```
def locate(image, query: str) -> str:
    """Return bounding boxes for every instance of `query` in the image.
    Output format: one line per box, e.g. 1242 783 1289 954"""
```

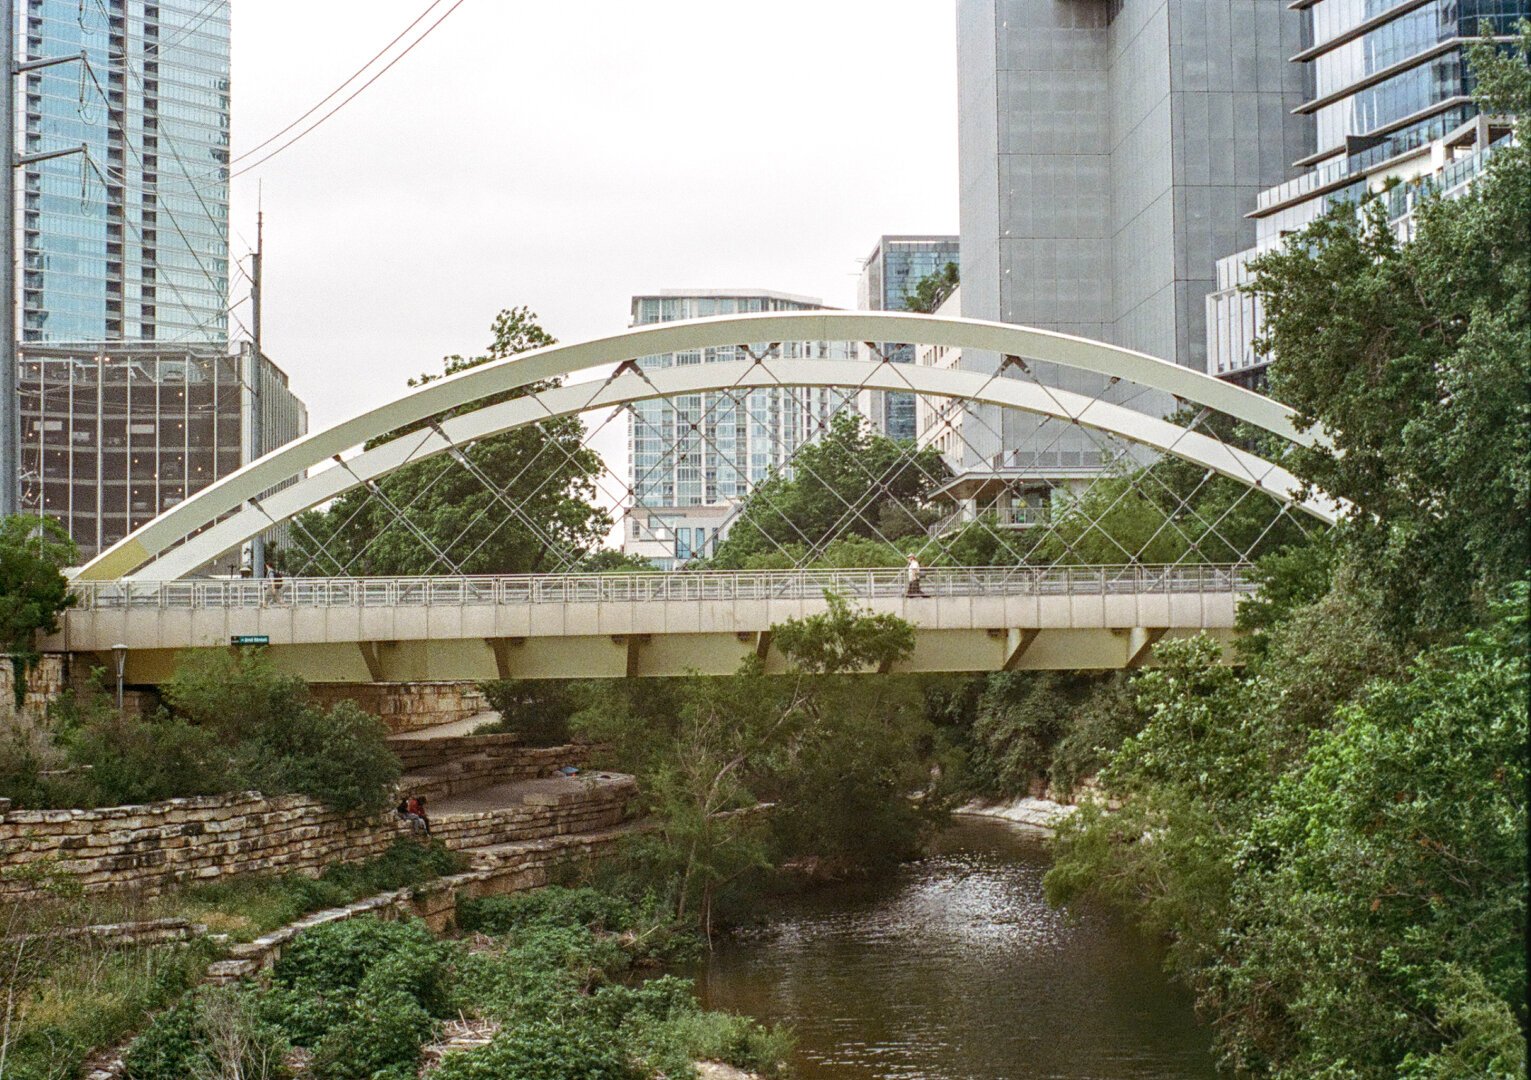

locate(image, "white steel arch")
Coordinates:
76 313 1333 582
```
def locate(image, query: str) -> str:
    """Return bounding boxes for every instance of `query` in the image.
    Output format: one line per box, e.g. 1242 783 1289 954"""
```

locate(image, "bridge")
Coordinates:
48 311 1339 682
51 565 1251 681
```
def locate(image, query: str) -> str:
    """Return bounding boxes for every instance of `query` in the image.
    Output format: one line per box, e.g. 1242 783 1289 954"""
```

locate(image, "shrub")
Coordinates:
457 886 633 935
123 985 289 1080
477 679 578 746
63 706 234 806
239 699 400 814
306 986 435 1080
431 1018 642 1080
652 1008 794 1078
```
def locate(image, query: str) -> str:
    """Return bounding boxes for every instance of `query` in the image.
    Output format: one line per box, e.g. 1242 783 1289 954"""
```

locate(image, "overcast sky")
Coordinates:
228 1 960 438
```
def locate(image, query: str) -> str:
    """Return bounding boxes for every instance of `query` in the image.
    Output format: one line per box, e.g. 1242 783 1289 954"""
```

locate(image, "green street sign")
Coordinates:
230 635 270 646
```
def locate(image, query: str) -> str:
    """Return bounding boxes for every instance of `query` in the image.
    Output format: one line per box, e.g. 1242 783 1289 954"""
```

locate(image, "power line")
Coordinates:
231 0 470 180
229 0 450 167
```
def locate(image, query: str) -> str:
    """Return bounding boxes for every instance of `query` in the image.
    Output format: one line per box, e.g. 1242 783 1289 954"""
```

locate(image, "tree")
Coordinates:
709 413 950 568
574 600 928 933
903 261 959 314
0 515 77 707
771 591 915 674
289 308 612 576
1245 32 1531 638
1203 591 1528 1078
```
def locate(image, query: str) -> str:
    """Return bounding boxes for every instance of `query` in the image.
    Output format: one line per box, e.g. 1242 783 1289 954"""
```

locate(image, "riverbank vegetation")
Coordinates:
1040 38 1530 1078
0 650 399 813
119 888 789 1080
0 838 463 1080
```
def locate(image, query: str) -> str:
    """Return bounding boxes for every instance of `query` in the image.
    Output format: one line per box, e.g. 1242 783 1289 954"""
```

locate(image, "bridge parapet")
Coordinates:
50 565 1252 682
68 563 1253 611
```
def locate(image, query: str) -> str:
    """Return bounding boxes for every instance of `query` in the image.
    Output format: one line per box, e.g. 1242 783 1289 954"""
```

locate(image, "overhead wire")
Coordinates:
230 0 470 180
228 0 451 167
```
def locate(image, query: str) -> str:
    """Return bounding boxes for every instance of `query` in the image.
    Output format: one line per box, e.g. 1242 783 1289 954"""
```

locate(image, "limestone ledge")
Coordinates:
0 777 637 901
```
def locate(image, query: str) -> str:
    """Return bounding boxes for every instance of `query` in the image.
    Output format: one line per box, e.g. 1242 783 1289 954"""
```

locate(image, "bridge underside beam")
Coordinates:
90 626 1239 685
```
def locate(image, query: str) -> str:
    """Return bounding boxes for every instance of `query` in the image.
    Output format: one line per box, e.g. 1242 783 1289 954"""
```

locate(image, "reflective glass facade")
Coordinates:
1205 0 1526 381
20 0 230 345
624 292 856 565
858 236 959 442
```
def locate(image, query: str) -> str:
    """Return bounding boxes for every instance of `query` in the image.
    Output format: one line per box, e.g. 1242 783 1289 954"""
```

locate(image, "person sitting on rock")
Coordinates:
396 794 430 835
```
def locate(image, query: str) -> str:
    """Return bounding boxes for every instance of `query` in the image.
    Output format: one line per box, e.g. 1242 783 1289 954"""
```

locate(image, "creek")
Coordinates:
691 816 1218 1079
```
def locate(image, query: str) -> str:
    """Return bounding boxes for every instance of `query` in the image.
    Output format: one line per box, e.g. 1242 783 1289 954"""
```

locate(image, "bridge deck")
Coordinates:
53 565 1253 681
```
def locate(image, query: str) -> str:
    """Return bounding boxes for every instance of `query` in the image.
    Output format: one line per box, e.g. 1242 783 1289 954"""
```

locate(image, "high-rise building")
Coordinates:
1206 0 1526 386
857 235 960 441
18 342 305 559
622 290 856 568
10 2 308 562
21 0 230 344
952 0 1313 481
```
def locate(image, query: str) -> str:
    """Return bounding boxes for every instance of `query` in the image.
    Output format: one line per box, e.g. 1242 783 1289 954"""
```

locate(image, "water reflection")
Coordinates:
694 817 1217 1079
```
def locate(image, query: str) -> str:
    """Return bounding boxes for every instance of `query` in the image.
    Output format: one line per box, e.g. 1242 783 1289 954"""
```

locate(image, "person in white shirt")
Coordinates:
906 555 924 597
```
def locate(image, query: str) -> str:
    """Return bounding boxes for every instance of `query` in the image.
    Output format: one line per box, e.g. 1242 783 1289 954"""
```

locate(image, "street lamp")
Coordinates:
112 643 127 711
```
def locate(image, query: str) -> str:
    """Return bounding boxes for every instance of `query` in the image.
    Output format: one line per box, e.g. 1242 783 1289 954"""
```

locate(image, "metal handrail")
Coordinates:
68 564 1255 611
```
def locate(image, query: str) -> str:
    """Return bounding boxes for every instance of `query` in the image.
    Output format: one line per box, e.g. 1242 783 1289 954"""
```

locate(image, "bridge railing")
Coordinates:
69 564 1255 611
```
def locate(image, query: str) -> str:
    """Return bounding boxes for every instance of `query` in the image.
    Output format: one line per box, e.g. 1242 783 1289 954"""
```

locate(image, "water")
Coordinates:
693 816 1218 1079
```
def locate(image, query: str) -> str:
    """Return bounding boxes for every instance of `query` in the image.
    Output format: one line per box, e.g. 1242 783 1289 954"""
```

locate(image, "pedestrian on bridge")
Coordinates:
906 555 924 597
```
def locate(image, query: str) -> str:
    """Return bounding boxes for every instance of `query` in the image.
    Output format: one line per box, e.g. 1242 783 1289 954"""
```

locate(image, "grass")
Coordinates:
0 838 468 1077
170 836 468 941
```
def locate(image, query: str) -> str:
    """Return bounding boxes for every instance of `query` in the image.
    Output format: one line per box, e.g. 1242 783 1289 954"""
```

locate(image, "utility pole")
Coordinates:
249 206 265 578
1 0 15 519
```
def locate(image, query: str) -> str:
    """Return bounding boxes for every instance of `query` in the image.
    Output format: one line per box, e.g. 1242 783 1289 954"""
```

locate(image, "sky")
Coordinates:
227 0 961 440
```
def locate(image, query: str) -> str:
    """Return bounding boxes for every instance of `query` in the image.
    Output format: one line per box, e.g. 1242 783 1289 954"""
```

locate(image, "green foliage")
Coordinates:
1038 54 1531 1076
1246 30 1531 639
306 985 435 1080
457 885 635 936
963 672 1141 799
0 515 77 708
710 413 950 568
431 1019 641 1080
258 918 458 1076
60 705 234 805
442 896 789 1079
575 600 936 928
241 698 400 813
122 985 289 1080
765 674 939 873
477 679 579 745
1203 596 1528 1077
773 591 916 673
3 935 216 1080
290 307 613 576
172 838 463 942
902 260 959 314
6 650 403 813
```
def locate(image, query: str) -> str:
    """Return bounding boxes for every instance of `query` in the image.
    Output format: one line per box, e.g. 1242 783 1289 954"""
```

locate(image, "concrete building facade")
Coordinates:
957 0 1312 371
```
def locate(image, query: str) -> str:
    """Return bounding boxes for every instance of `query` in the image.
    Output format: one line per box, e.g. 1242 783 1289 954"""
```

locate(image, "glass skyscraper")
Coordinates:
623 291 855 567
1206 0 1527 383
20 0 230 344
11 2 307 561
858 235 959 442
